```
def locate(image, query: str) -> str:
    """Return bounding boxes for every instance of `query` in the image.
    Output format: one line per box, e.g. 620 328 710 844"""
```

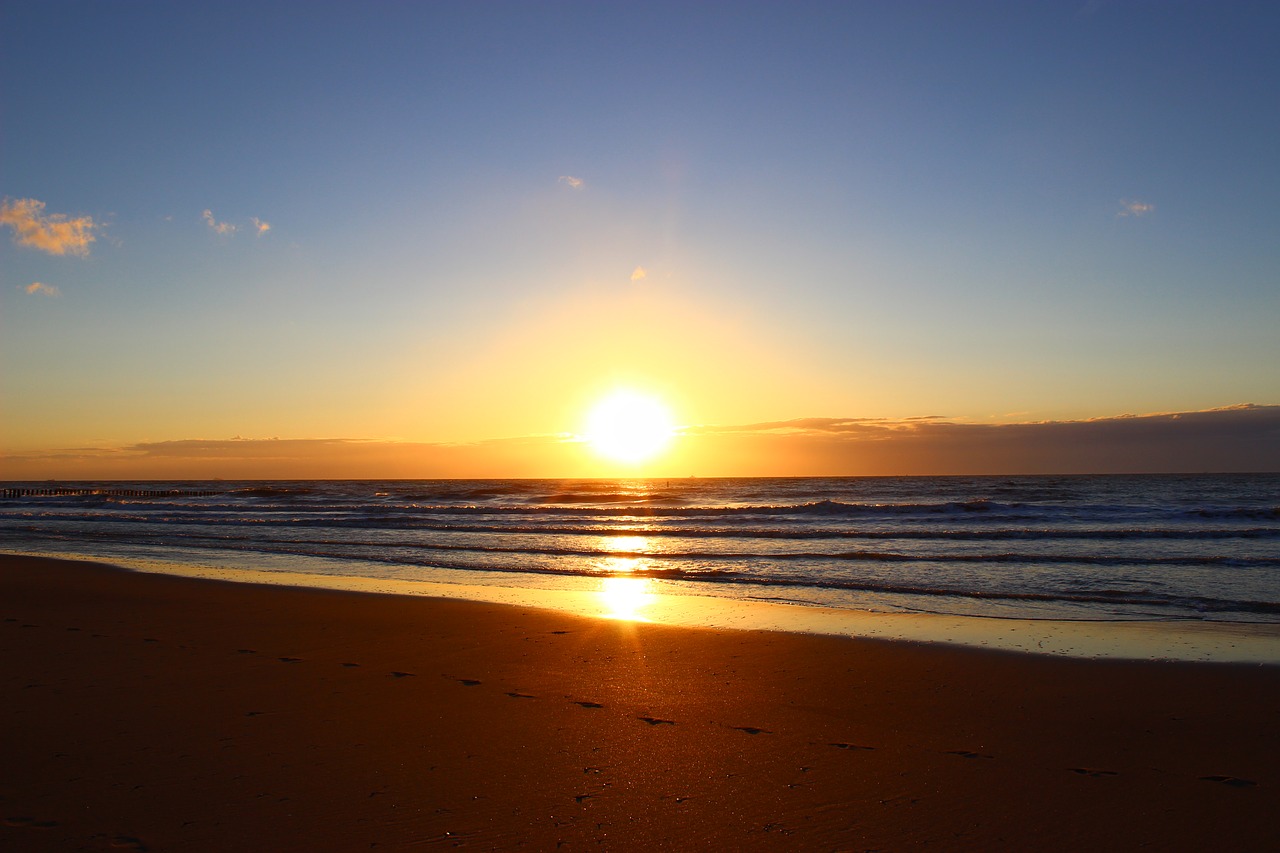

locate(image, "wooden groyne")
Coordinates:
1 487 221 498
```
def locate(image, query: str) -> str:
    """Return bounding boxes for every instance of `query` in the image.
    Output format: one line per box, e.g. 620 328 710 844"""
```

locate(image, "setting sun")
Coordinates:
584 390 676 465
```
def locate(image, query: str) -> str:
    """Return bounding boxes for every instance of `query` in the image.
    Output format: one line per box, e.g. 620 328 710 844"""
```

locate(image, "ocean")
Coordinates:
2 474 1277 626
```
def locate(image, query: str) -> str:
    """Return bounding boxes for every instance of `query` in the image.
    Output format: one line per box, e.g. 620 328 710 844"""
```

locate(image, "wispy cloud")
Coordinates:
203 210 271 237
684 405 1280 475
630 265 647 282
559 175 584 189
0 198 98 256
1118 199 1155 217
0 435 581 479
3 405 1276 479
202 209 237 235
22 281 61 297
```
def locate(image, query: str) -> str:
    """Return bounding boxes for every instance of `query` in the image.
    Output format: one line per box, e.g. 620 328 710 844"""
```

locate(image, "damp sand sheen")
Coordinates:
3 553 1280 851
3 475 1278 849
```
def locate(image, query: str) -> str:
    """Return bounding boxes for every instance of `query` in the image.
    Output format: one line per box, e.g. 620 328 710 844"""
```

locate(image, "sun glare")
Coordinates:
584 390 675 465
599 577 654 621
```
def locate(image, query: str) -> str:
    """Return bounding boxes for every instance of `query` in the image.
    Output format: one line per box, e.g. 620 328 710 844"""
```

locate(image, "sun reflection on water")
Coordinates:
603 535 649 555
594 535 656 619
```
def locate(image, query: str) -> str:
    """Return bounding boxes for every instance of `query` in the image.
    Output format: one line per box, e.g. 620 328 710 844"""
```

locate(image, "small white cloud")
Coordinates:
202 209 237 235
630 266 648 282
559 175 584 189
1119 199 1155 217
0 198 98 256
251 217 271 235
22 282 61 297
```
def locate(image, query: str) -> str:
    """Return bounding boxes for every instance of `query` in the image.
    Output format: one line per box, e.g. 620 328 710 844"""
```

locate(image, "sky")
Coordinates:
2 1 1278 478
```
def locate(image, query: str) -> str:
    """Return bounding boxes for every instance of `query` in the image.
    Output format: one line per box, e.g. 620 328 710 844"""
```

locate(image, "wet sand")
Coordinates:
3 554 1278 851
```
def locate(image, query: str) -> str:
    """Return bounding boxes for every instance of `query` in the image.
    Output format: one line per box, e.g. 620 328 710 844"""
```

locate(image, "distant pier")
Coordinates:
1 487 221 498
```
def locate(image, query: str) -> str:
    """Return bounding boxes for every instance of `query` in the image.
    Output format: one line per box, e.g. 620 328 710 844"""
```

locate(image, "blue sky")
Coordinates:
2 1 1277 474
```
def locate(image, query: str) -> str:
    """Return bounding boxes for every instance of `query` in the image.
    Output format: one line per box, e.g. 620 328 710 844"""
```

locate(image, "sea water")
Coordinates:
3 475 1277 629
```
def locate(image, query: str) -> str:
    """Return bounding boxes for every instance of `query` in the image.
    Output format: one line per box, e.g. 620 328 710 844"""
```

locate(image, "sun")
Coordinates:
584 390 675 465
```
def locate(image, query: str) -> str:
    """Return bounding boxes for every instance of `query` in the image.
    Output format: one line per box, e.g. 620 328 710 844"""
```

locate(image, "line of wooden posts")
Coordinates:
1 487 222 498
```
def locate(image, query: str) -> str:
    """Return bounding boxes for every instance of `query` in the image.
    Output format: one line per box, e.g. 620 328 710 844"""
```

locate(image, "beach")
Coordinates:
3 554 1279 851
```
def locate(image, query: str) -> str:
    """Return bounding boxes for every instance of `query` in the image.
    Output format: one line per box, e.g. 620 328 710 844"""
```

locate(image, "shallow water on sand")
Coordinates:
3 475 1278 659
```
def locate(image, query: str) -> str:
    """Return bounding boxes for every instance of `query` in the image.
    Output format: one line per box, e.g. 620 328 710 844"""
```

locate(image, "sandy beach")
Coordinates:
3 554 1278 851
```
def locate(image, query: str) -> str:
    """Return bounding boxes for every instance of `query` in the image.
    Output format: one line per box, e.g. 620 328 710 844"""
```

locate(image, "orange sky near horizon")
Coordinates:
3 405 1277 480
3 5 1278 478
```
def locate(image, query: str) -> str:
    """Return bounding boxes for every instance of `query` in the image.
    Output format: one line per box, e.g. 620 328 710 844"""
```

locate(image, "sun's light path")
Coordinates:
599 577 655 621
593 535 657 620
584 390 676 464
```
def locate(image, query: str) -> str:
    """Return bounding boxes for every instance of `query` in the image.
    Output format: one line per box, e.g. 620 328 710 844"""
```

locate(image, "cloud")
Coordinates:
22 282 61 297
0 435 586 479
0 198 98 256
680 405 1280 475
559 175 584 189
688 417 890 436
630 266 647 282
4 405 1275 480
1119 199 1155 217
203 210 272 236
202 209 237 235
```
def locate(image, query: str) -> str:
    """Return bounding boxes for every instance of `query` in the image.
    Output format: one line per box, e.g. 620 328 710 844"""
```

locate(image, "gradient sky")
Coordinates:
2 1 1277 477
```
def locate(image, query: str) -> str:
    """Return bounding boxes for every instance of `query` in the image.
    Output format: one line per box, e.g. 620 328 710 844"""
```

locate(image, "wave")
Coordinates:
9 487 1277 531
229 486 316 497
0 498 1088 520
1188 507 1280 521
5 508 1276 545
12 525 1280 569
15 529 1274 619
4 475 1277 624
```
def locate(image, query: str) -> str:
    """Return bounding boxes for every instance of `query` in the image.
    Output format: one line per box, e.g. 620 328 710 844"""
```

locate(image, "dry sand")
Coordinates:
3 554 1278 851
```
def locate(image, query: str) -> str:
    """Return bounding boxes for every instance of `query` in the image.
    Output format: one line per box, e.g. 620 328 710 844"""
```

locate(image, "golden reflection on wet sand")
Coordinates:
598 576 655 621
594 535 658 619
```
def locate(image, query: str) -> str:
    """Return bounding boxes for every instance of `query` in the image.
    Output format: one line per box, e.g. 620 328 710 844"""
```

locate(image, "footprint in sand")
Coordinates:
506 691 536 699
946 750 994 760
278 657 303 664
236 649 257 655
733 726 772 735
1200 775 1257 788
1071 768 1118 778
638 716 675 726
389 671 416 678
454 677 481 686
341 662 360 668
575 701 604 709
3 817 58 828
830 742 875 751
107 836 148 851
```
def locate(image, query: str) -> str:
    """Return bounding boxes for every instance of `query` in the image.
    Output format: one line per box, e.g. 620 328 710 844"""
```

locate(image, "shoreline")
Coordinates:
4 553 1280 850
8 548 1280 664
